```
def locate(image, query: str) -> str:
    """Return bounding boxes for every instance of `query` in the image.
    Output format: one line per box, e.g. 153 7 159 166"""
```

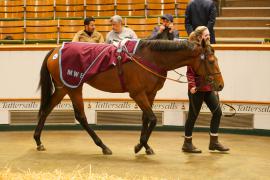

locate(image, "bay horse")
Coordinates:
34 39 224 155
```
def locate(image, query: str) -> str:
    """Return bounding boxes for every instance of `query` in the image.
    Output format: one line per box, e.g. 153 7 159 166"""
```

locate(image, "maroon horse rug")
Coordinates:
59 40 140 88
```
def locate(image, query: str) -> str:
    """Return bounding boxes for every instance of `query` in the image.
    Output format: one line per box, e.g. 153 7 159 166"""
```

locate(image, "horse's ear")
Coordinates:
201 39 206 49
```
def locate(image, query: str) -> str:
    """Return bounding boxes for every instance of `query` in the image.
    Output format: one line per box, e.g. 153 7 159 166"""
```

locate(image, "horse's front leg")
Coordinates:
68 87 112 155
131 92 157 155
135 112 155 155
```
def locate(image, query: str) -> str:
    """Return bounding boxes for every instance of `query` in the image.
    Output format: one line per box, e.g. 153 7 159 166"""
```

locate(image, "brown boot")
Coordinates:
182 137 202 153
209 135 230 151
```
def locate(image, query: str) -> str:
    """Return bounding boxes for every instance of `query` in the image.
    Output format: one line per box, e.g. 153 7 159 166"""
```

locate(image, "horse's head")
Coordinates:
192 40 224 91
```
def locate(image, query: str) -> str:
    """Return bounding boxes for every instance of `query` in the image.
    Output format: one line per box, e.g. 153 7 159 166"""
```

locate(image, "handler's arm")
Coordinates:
186 66 196 90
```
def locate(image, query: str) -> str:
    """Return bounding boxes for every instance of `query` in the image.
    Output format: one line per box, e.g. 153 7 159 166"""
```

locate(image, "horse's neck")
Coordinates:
167 54 195 70
139 50 196 71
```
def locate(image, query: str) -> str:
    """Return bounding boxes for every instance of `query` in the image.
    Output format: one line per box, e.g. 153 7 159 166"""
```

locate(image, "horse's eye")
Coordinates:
208 60 214 64
208 56 215 64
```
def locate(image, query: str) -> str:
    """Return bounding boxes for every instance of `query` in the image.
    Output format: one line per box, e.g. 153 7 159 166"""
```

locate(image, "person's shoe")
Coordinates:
209 135 230 151
182 137 202 153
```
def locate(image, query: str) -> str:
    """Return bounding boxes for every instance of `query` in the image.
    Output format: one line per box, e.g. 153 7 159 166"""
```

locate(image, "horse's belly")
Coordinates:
86 68 124 93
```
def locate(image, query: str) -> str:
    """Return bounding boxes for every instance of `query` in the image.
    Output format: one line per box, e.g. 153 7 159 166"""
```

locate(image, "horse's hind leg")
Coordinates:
34 88 66 151
68 87 112 155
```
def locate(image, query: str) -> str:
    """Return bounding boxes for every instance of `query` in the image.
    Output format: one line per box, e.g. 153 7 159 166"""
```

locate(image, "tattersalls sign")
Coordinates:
89 101 179 110
236 104 270 113
0 100 270 114
1 101 39 109
0 101 73 110
0 101 180 110
0 100 270 129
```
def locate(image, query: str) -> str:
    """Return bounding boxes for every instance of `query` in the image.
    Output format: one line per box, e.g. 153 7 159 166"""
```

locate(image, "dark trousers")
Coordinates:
185 91 222 137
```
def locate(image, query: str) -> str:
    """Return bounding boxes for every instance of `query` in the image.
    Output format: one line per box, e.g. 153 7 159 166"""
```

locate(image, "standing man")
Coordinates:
185 0 217 44
149 14 179 40
106 15 137 44
72 17 104 43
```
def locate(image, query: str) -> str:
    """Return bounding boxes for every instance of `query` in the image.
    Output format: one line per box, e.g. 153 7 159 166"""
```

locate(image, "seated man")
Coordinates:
72 17 104 43
148 14 179 40
106 15 137 44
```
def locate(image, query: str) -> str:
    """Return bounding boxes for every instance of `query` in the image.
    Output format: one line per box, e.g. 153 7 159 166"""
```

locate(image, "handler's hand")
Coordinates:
190 87 197 94
159 25 165 33
168 23 174 33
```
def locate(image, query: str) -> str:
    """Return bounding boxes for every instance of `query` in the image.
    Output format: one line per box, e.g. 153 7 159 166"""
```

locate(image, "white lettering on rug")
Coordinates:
67 69 83 78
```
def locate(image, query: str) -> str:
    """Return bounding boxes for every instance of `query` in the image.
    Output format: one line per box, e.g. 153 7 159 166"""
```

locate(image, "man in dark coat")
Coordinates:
185 0 217 43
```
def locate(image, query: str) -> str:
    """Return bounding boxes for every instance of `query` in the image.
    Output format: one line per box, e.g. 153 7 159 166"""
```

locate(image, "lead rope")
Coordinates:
190 91 236 119
122 46 187 84
131 56 187 83
215 92 236 117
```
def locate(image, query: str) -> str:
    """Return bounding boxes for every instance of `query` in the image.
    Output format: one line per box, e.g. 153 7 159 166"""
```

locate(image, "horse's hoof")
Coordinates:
102 148 112 155
145 148 155 155
37 144 46 151
134 143 143 154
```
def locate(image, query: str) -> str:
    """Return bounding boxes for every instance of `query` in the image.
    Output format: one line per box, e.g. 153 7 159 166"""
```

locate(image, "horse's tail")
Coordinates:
38 48 54 117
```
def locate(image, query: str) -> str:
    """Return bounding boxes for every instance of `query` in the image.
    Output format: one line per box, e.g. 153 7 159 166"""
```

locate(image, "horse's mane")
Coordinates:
137 39 195 52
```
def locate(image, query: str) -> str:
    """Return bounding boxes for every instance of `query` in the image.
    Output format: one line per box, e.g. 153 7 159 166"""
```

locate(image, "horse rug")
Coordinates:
59 40 140 88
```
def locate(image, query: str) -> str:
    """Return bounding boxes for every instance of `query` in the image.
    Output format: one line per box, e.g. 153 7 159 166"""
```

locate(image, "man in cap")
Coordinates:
72 17 104 43
149 14 179 40
106 15 137 44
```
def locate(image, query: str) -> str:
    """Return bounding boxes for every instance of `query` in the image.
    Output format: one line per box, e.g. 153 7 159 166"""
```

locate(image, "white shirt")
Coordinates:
106 27 137 44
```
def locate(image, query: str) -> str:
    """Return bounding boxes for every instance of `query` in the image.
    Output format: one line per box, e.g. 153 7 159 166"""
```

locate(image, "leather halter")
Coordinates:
193 50 222 91
190 50 236 117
